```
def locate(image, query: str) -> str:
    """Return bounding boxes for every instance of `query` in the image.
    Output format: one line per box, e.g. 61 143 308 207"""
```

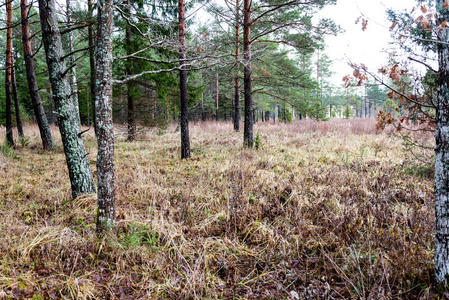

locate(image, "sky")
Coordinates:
319 0 421 86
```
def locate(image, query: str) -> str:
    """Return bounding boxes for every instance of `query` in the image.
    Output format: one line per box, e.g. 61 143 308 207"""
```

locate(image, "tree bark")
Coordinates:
125 0 136 142
11 55 24 138
216 73 219 122
243 0 253 147
88 0 97 136
178 0 190 159
435 0 449 284
5 0 14 146
234 0 241 132
66 0 81 127
38 0 96 198
95 0 115 233
21 0 53 150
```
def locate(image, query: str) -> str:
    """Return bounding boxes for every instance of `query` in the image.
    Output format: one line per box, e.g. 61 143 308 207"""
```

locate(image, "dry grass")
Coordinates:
0 119 437 299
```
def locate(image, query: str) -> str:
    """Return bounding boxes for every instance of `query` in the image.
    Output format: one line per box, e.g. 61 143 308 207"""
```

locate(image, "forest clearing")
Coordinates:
0 120 436 299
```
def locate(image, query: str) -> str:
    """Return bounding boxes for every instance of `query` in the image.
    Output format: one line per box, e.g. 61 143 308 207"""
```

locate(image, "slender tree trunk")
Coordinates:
165 94 169 120
243 0 253 147
38 0 96 198
234 0 241 132
66 0 81 126
11 56 24 138
21 0 53 149
216 73 219 122
5 0 14 146
201 92 205 121
435 0 449 284
88 0 97 136
125 0 136 142
153 89 157 119
95 0 115 233
178 0 190 159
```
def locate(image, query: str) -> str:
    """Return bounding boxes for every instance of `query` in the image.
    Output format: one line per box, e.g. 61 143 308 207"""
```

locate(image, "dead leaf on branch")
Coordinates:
390 22 398 31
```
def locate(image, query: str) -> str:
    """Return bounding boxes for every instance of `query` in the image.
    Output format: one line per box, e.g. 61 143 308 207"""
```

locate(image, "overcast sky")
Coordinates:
319 0 421 86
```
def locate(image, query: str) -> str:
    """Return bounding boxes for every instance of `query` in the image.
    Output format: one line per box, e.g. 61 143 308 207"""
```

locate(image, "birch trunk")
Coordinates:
95 0 115 233
38 0 96 198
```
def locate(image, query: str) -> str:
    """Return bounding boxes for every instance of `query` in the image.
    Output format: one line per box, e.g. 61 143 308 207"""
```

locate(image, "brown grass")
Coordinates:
0 119 437 299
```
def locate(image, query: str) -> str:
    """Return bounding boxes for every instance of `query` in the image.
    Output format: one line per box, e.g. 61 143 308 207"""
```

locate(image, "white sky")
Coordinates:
319 0 421 86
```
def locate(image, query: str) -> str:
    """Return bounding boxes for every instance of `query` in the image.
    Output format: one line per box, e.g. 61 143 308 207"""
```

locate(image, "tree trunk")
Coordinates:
435 0 449 284
21 0 53 150
178 0 190 159
216 73 219 122
66 0 81 126
201 92 205 121
234 0 241 132
88 0 97 136
38 0 96 198
243 0 253 147
125 0 136 142
5 0 14 146
11 55 24 138
95 0 115 233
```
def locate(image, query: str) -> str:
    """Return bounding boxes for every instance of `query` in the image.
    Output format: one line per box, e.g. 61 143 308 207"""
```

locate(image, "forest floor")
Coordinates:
0 119 439 299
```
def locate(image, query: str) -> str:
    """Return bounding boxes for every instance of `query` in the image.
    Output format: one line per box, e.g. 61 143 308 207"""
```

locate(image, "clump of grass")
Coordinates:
0 120 439 299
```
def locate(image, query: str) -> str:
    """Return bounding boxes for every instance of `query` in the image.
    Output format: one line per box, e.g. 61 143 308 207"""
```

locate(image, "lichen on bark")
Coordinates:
38 0 95 198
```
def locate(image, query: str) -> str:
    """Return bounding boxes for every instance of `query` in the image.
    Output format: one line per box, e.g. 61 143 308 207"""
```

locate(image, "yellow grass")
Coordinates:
0 119 436 299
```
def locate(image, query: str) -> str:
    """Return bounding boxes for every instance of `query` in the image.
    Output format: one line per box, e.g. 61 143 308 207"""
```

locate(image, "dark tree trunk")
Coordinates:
435 0 449 284
243 0 253 147
21 0 53 150
125 0 136 142
178 0 190 159
201 92 205 121
11 56 24 138
234 0 241 132
5 0 14 146
38 0 96 198
88 0 97 136
95 0 115 233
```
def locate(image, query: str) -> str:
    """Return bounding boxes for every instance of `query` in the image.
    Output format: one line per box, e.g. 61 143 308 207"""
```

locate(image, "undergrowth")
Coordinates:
0 120 437 299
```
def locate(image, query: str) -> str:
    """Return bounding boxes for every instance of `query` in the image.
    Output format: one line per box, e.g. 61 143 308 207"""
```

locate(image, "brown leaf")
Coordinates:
421 5 427 13
444 0 449 9
390 21 398 31
362 19 368 31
